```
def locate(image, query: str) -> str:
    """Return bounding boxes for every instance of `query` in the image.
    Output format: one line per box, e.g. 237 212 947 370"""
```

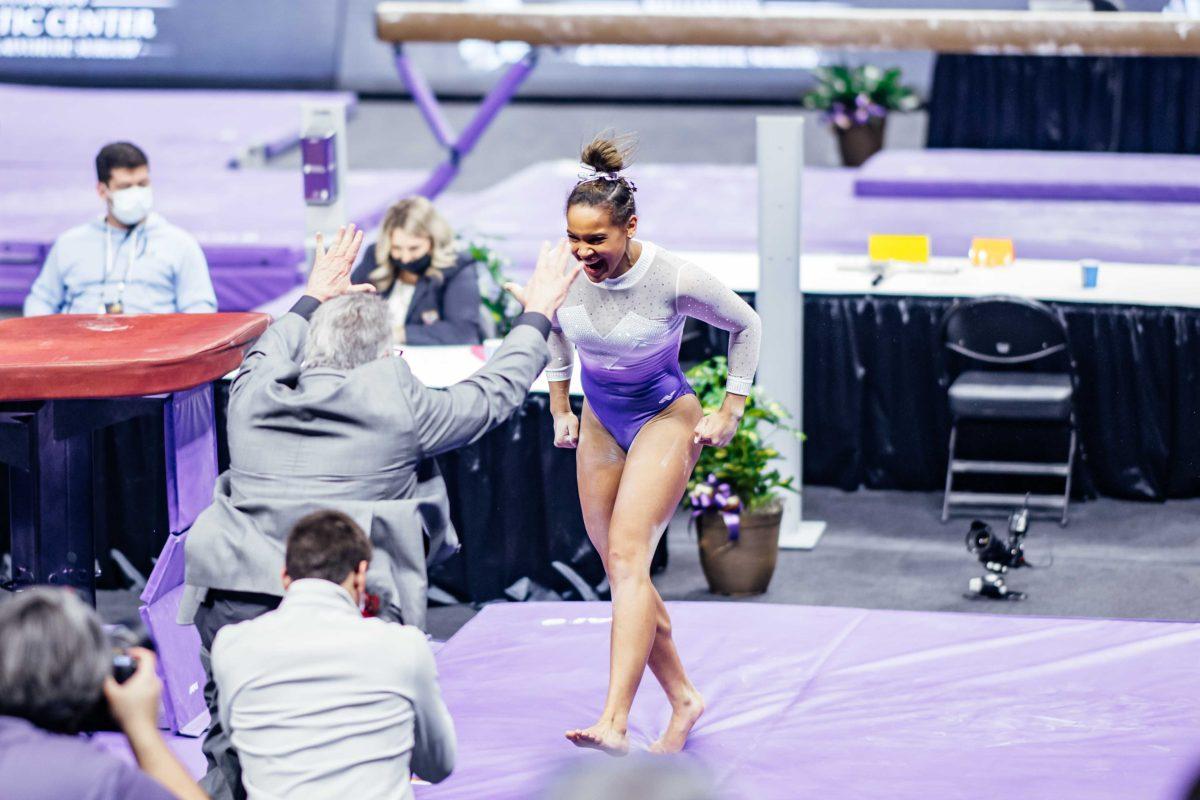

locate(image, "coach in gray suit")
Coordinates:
182 224 579 800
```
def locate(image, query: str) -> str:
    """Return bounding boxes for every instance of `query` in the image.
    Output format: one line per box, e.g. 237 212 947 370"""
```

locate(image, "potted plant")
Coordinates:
684 357 800 596
802 64 919 167
466 239 522 338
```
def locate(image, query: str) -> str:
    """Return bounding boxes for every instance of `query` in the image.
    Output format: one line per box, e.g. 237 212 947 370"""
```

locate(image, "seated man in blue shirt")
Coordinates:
23 141 217 316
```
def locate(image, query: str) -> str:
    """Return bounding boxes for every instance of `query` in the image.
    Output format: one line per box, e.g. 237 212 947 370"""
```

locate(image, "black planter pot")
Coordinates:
836 117 886 167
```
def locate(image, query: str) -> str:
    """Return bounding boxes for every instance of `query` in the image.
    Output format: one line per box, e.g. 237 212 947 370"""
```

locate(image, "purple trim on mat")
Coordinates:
0 266 39 307
855 149 1200 203
856 178 1200 203
0 263 302 313
0 241 48 264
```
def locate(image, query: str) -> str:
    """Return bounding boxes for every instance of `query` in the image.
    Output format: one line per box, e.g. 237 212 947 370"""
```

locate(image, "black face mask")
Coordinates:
390 253 432 275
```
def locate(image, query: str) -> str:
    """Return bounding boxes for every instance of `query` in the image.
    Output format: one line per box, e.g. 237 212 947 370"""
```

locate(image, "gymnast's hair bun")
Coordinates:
580 132 636 175
569 131 639 225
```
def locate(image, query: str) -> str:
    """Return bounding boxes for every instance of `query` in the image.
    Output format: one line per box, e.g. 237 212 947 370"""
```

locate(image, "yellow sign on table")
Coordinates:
868 234 930 264
969 237 1015 267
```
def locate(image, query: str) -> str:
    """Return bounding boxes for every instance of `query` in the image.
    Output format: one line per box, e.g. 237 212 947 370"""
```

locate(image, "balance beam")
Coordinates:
376 4 1200 57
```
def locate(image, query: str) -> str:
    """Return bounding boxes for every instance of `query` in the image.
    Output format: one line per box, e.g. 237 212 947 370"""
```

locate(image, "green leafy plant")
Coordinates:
467 239 522 337
684 357 802 514
802 65 919 130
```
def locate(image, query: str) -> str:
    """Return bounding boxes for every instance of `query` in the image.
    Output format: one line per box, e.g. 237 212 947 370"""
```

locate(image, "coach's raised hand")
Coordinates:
306 224 375 302
504 240 581 320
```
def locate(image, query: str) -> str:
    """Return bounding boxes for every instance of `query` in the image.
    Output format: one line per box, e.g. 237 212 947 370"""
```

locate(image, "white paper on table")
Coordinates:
399 343 583 395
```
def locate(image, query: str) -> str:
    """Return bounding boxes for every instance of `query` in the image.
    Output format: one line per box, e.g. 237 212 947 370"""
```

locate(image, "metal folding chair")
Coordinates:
938 296 1078 526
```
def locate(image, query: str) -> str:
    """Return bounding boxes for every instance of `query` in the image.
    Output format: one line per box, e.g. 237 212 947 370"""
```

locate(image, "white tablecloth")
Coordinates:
680 250 1200 309
399 343 583 394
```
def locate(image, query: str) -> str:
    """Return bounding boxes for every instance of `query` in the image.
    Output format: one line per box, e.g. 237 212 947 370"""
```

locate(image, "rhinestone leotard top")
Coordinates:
546 241 761 395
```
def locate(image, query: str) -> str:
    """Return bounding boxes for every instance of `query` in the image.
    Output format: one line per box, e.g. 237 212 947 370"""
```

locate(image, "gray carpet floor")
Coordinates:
419 485 1200 641
657 486 1200 620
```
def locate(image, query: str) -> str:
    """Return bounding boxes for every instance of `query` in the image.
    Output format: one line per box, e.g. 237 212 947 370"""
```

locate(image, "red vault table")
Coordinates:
0 313 268 600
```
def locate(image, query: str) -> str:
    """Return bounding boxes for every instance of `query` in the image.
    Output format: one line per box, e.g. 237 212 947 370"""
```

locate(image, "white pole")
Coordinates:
755 116 825 550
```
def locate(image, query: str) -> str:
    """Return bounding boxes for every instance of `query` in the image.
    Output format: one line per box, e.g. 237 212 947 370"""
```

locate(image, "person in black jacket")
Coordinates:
351 197 483 345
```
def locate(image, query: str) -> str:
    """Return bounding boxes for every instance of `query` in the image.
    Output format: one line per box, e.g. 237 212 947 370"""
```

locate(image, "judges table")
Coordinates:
686 251 1200 502
0 314 269 602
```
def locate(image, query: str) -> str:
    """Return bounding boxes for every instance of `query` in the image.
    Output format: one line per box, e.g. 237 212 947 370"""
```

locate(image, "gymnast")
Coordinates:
528 134 761 755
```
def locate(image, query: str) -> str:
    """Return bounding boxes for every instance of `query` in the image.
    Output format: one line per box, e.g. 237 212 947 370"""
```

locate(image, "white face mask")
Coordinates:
109 185 153 226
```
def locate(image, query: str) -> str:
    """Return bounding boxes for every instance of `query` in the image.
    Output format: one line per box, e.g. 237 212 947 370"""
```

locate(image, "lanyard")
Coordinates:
103 222 142 310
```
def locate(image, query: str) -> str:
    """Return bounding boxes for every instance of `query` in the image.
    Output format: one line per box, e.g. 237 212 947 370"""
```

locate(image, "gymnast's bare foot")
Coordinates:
565 720 630 756
648 689 704 755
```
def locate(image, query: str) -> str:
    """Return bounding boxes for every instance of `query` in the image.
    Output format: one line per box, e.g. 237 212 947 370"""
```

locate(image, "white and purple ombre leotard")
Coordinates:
546 241 761 451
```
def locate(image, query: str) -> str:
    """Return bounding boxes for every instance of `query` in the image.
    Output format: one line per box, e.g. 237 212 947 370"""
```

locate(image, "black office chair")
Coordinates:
938 296 1078 526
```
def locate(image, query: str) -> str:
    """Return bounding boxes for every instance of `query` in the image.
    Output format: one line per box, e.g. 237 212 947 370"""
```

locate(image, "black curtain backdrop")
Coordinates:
802 296 1200 501
429 394 614 603
928 55 1200 154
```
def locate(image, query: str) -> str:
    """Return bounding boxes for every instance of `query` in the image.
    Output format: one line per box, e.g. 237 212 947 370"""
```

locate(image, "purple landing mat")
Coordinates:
163 384 218 536
419 602 1200 800
0 166 423 309
855 149 1200 203
140 530 209 736
144 384 219 736
436 161 1200 281
92 730 206 779
0 84 356 169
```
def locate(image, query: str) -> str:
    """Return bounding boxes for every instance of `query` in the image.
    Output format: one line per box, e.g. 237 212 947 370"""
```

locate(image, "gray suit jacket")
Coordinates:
182 299 550 629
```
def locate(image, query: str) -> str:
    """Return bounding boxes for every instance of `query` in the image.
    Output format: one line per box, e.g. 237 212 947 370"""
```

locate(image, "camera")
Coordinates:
964 507 1030 600
79 624 154 732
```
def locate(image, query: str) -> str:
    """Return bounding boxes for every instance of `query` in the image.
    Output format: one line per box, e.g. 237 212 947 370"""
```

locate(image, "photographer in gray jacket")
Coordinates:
182 223 579 799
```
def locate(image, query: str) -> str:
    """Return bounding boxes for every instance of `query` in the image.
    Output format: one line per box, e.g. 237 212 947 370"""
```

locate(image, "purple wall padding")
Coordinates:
0 83 409 311
0 164 422 311
855 149 1200 203
0 84 357 170
421 602 1200 800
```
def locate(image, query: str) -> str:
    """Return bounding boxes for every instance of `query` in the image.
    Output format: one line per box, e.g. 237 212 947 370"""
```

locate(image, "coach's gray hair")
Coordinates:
303 293 394 371
0 588 110 733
